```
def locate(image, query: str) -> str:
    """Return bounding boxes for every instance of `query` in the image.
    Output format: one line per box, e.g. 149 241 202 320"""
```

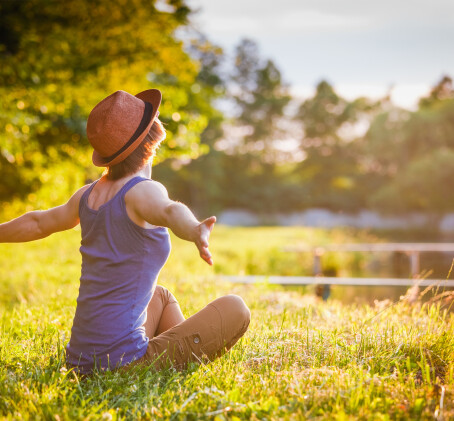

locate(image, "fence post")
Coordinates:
313 247 323 276
409 251 420 278
313 248 330 300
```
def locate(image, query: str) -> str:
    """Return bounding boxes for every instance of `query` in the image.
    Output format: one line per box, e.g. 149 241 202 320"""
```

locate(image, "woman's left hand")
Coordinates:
195 216 216 265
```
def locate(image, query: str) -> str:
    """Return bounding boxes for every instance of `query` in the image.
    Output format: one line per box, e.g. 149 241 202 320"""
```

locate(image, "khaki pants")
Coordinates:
134 286 251 370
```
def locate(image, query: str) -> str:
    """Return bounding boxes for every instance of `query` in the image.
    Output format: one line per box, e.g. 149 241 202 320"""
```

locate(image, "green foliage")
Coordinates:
371 148 454 216
298 80 352 142
364 77 454 216
154 38 295 215
159 38 297 215
289 81 378 211
1 227 453 419
419 76 454 109
230 39 291 160
3 5 454 221
0 0 220 208
151 35 227 216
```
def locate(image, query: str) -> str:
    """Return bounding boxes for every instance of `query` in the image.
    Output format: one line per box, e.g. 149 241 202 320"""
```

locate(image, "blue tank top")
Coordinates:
66 176 171 373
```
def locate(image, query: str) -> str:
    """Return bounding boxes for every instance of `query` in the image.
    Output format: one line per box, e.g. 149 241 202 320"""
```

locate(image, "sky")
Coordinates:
186 0 454 109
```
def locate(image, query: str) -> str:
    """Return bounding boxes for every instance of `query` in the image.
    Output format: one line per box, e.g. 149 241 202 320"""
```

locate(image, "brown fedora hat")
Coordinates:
87 89 162 167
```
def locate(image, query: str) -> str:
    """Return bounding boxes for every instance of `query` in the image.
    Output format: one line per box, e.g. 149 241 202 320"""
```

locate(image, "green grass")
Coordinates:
0 226 453 420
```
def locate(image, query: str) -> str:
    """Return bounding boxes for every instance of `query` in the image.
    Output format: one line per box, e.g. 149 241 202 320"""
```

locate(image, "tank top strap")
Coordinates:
79 180 99 214
118 176 151 199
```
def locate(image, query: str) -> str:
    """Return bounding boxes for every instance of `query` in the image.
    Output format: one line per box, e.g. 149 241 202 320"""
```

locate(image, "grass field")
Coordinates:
0 226 453 420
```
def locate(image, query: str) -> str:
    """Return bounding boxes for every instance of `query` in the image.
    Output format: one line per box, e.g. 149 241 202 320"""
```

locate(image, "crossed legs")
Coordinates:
138 285 251 370
143 285 186 337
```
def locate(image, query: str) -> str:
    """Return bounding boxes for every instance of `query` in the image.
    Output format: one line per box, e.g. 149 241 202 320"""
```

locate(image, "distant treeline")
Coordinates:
1 0 454 222
157 39 454 223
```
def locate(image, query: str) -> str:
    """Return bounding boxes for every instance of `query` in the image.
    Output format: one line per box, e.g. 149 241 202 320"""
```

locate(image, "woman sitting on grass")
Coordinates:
0 89 251 374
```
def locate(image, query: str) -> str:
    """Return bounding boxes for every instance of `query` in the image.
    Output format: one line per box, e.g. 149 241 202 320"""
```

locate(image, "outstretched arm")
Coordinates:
127 180 216 265
0 185 89 243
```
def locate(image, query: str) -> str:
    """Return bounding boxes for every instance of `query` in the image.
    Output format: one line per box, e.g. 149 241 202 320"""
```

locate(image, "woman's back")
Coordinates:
65 176 171 373
2 88 249 377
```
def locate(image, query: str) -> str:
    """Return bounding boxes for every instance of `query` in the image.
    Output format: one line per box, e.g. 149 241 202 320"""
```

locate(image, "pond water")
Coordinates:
328 284 454 305
285 283 454 306
309 247 454 305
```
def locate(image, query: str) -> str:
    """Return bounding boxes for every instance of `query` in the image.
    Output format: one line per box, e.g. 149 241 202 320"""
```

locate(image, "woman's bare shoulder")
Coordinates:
126 179 170 207
135 179 168 196
125 179 173 225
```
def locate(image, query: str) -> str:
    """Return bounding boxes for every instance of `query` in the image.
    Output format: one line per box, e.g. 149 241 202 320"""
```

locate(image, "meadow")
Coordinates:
0 226 453 420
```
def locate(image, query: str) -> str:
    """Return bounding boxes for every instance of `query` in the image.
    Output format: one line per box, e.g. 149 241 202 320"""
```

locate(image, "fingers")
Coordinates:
200 231 210 248
199 245 213 265
197 216 216 265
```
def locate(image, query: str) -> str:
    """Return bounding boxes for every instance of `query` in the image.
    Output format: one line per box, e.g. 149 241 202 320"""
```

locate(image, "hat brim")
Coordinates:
92 89 162 167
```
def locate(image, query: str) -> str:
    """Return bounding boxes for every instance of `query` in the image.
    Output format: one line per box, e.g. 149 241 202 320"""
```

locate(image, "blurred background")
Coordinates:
2 0 454 287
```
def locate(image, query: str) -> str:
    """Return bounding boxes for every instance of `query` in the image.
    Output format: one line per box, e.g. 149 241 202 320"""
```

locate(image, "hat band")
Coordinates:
102 101 153 163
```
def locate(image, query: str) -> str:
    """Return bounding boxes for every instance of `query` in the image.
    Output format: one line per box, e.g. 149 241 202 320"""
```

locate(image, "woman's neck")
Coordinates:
141 162 152 179
101 163 152 184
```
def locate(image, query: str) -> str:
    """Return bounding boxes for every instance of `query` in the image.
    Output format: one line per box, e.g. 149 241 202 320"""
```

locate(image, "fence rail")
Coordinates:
218 275 454 287
219 243 454 300
284 243 454 252
284 242 454 279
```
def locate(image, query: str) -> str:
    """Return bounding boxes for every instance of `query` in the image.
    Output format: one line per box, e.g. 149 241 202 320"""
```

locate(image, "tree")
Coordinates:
153 35 227 215
370 148 454 224
159 38 295 215
204 39 295 214
365 76 454 219
419 75 454 109
0 0 214 208
229 39 292 160
294 81 379 211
